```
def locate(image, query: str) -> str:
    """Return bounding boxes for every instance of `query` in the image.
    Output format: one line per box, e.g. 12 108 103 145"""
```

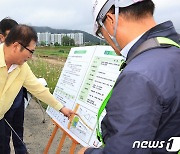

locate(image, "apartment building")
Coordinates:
37 32 84 46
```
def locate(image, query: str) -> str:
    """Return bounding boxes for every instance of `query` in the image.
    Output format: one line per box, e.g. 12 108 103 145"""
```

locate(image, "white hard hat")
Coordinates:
92 0 144 37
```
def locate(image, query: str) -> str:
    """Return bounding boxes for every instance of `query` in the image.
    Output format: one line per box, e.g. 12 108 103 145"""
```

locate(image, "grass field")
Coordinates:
34 46 73 58
28 46 71 108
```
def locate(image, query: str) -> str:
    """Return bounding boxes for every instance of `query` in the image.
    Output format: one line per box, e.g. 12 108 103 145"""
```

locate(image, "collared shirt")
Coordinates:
0 43 18 73
0 43 63 120
0 44 6 68
120 34 143 59
85 20 180 154
8 64 18 73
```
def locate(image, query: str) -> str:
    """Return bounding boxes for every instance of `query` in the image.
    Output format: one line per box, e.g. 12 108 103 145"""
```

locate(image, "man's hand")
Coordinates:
78 147 88 154
60 107 75 118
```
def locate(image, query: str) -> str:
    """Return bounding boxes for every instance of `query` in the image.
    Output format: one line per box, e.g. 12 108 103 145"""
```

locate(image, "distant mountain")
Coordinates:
32 26 101 44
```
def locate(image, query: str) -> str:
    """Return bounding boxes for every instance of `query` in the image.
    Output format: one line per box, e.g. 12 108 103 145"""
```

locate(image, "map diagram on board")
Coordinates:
46 46 124 147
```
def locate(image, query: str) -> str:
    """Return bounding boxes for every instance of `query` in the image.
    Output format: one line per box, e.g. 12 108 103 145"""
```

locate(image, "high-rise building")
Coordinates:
37 32 51 46
50 34 55 45
75 33 83 45
37 32 84 46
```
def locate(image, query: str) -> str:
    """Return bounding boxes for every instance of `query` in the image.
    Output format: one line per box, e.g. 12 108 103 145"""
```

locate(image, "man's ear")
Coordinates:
12 42 21 52
106 12 115 26
0 34 5 43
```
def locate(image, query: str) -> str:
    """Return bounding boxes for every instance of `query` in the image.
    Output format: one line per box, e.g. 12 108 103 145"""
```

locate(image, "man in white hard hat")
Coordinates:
78 0 180 153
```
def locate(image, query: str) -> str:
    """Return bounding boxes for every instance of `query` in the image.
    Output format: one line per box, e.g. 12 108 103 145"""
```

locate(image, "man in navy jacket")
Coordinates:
79 0 180 153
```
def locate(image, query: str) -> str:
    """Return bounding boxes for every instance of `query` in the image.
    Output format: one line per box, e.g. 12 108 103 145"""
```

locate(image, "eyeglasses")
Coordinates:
18 42 34 54
96 16 107 39
96 26 104 39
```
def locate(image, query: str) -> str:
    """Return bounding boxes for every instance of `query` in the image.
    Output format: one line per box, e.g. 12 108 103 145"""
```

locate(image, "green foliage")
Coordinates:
69 38 75 46
34 46 72 58
40 41 46 46
28 58 64 108
54 42 60 46
59 49 64 53
62 36 75 46
28 58 63 93
62 36 70 46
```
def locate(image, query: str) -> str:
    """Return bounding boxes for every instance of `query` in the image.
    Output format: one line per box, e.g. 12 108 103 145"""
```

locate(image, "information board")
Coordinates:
46 46 124 147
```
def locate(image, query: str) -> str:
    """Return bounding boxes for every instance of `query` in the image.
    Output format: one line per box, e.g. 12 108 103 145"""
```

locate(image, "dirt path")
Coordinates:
22 98 82 154
32 56 67 65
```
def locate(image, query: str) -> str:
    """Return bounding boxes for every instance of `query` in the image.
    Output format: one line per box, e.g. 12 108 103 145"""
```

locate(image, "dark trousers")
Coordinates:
4 100 26 154
1 88 27 154
0 118 5 154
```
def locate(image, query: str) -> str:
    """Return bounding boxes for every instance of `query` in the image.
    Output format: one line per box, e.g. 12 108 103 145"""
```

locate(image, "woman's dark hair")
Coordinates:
110 0 155 20
5 24 38 47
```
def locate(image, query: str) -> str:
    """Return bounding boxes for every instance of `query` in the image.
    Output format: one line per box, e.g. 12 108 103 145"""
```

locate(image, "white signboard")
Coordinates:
46 46 124 147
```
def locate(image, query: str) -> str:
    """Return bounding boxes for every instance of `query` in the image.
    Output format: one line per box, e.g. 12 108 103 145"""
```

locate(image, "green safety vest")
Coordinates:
96 37 180 146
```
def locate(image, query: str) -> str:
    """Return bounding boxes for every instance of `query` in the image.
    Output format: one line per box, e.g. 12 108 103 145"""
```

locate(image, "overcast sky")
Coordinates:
0 0 180 34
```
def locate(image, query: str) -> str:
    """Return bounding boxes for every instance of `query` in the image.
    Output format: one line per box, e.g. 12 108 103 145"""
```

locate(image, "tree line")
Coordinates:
39 36 75 46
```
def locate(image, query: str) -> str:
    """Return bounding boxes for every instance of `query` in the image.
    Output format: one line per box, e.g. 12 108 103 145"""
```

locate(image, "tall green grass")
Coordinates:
28 58 63 92
28 58 64 108
35 46 72 58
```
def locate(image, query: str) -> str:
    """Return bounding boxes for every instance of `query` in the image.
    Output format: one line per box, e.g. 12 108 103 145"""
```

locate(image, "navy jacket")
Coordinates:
85 21 180 154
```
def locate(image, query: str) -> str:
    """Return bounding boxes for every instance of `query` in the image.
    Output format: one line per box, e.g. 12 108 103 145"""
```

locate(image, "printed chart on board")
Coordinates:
46 46 124 147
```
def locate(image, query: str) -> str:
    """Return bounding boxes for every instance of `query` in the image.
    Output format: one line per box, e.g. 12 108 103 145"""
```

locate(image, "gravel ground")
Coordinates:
11 98 82 154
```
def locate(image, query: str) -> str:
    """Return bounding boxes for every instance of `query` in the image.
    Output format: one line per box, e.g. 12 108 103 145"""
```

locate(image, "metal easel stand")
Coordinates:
35 98 46 123
34 78 48 123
